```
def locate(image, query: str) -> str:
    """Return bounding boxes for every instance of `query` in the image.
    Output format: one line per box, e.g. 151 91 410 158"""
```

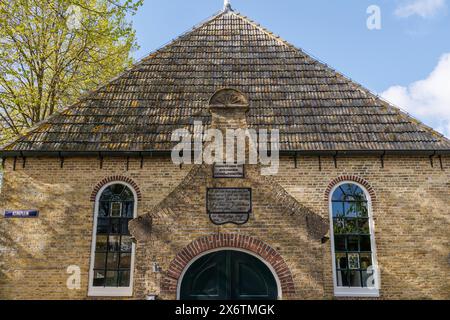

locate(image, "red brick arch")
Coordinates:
162 234 296 299
90 175 142 202
325 175 376 202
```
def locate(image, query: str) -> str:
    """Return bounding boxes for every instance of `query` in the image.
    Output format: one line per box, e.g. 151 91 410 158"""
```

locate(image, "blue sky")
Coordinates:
129 0 450 136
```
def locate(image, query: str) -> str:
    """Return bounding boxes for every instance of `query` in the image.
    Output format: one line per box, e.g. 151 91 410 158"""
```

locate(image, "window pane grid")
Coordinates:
332 184 374 289
333 218 369 234
95 234 133 250
93 185 134 288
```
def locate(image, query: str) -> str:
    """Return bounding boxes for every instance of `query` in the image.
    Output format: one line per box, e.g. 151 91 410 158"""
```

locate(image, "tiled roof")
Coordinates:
2 9 450 153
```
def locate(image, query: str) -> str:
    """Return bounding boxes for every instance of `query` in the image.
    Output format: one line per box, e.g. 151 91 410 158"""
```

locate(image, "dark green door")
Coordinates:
180 250 278 300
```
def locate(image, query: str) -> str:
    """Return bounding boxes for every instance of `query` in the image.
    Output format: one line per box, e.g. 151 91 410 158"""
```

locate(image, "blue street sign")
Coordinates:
4 210 39 218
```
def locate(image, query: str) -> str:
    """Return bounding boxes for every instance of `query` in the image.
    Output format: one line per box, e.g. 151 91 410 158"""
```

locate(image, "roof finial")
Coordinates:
223 0 232 12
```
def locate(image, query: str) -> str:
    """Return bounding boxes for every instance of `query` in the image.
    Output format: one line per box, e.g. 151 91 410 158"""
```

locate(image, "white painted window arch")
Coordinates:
329 181 380 297
88 181 137 297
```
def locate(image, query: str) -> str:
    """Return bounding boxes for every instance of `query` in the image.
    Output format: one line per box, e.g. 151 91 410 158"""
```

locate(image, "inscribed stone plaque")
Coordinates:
213 164 245 178
207 188 251 225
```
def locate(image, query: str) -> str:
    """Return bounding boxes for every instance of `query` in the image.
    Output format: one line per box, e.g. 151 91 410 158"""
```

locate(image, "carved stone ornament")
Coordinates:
209 88 249 108
129 215 153 241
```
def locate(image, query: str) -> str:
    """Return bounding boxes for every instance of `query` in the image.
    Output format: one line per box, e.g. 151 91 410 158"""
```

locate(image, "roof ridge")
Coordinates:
231 11 306 55
140 10 227 62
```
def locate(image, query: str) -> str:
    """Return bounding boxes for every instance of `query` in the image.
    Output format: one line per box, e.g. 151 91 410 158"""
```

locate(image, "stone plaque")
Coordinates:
213 164 245 178
207 188 251 225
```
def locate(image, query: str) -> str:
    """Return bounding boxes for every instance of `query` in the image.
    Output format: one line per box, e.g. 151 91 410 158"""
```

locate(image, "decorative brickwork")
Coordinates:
325 175 376 202
162 234 296 298
130 164 329 242
90 175 142 202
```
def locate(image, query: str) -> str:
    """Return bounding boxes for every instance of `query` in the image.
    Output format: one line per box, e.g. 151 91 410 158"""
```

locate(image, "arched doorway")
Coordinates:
179 250 278 300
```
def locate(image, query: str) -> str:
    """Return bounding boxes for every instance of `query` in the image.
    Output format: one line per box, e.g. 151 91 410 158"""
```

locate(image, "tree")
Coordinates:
0 0 143 143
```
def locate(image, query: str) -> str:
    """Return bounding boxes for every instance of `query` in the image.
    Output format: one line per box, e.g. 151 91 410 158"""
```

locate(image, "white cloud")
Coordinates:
381 53 450 137
395 0 446 18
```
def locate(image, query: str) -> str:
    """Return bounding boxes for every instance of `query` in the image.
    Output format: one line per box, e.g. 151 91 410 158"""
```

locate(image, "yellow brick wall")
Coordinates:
0 155 449 299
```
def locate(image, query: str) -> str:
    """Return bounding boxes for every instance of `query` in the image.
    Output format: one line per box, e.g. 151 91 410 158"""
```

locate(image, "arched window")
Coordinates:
330 182 379 297
88 183 136 296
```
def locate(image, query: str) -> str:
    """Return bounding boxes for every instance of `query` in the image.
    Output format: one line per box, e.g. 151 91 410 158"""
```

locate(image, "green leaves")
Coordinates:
0 0 142 144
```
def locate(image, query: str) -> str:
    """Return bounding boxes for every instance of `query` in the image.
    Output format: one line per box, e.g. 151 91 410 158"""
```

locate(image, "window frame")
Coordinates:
88 181 137 297
328 181 380 297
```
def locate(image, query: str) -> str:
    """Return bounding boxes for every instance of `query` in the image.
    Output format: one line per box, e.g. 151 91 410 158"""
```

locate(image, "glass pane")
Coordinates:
337 270 350 286
100 187 113 201
110 184 125 196
97 218 109 234
347 236 359 251
332 202 344 217
345 218 358 234
110 218 121 234
358 218 370 234
95 235 108 252
93 270 106 287
336 253 347 269
121 236 133 252
360 253 373 270
345 184 366 199
107 253 120 269
360 235 372 251
336 270 346 287
111 202 122 217
334 235 346 251
341 184 354 199
357 202 368 217
94 253 106 269
99 202 109 217
332 187 344 201
362 269 375 288
121 219 130 235
348 253 360 269
108 235 121 252
333 218 345 234
105 271 118 287
118 270 131 287
344 202 359 217
123 202 134 217
121 188 134 201
353 186 366 200
349 271 362 287
119 253 132 269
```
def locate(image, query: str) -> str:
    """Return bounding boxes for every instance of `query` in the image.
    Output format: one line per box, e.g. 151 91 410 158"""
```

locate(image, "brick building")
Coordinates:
0 5 449 300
